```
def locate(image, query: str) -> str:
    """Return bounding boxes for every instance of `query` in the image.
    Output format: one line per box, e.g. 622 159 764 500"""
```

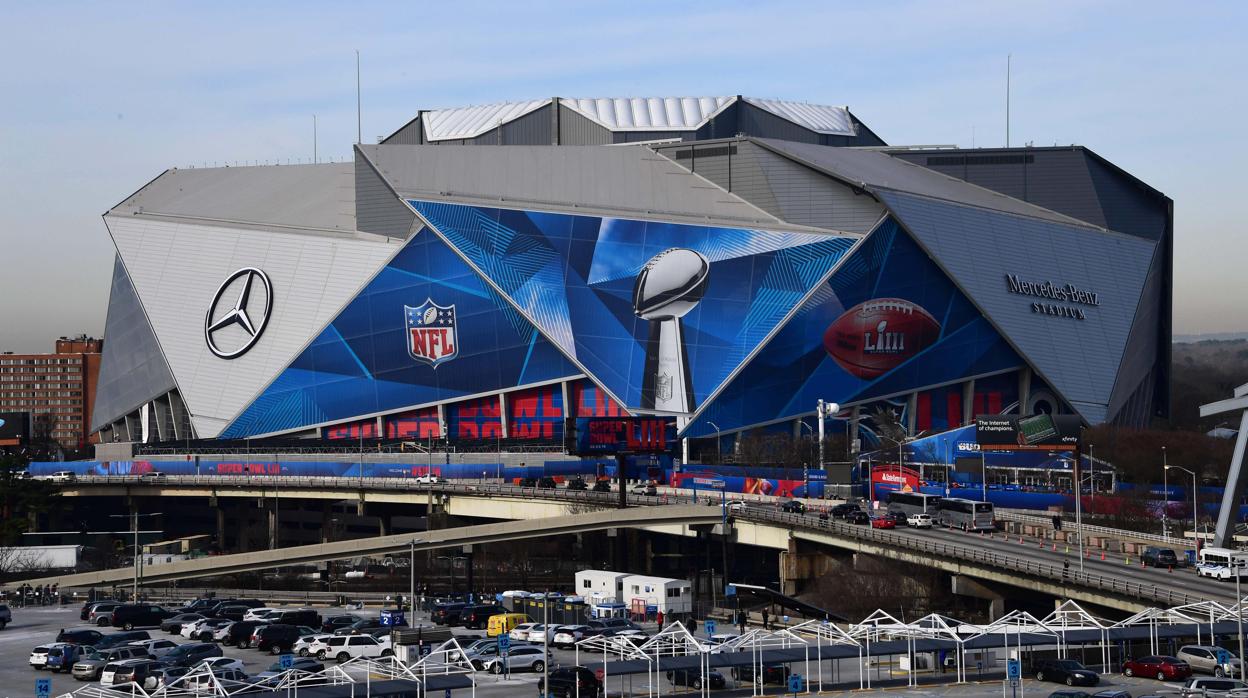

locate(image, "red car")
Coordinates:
1122 655 1192 681
870 516 896 529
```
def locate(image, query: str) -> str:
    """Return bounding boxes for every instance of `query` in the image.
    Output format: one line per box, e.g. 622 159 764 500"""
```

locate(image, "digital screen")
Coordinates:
975 414 1081 450
571 417 676 455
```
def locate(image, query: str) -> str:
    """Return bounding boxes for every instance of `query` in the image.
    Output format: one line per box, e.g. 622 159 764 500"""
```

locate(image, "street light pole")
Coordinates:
708 422 721 464
1167 465 1200 552
1162 446 1169 541
109 512 160 600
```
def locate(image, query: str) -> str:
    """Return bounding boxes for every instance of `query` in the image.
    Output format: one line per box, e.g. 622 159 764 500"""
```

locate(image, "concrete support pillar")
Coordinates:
779 536 799 597
215 501 226 551
498 393 509 439
951 575 1006 620
267 504 277 550
320 502 331 544
378 513 389 537
643 536 653 574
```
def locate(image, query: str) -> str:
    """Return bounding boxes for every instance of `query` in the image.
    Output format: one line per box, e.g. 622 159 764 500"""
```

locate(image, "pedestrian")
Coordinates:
689 617 698 633
762 607 770 630
737 610 746 634
657 610 664 627
1063 559 1070 582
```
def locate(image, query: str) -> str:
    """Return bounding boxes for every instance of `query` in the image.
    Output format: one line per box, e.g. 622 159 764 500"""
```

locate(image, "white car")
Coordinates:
29 645 51 669
526 624 554 643
211 622 236 643
244 608 280 622
295 633 333 657
198 656 245 672
49 470 77 483
316 634 393 662
727 500 747 512
510 623 539 641
500 590 531 599
181 618 229 640
415 474 441 484
129 638 179 658
552 625 589 648
907 513 933 528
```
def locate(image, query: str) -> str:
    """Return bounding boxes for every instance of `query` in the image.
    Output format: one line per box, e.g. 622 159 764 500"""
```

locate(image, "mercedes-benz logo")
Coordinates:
204 267 273 359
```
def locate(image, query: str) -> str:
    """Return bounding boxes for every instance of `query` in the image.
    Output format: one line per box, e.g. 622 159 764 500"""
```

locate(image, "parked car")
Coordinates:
510 622 540 641
243 608 279 622
335 618 385 635
1143 547 1183 568
830 503 860 519
1122 655 1192 681
1045 692 1093 698
176 598 224 614
141 471 167 482
223 620 268 648
483 645 549 674
320 614 358 633
592 479 612 493
257 656 324 677
151 665 191 688
215 605 255 622
732 663 791 684
526 623 557 643
129 638 179 658
87 602 121 626
870 516 896 529
1178 645 1242 677
162 613 205 634
111 604 175 630
199 656 246 672
182 664 248 688
29 644 52 670
431 602 467 626
316 634 394 662
253 624 316 654
100 658 164 689
1034 658 1100 686
630 482 658 496
184 617 232 641
667 668 726 690
846 510 871 525
539 666 605 697
155 642 223 668
537 476 558 489
56 628 105 646
460 604 504 630
553 625 590 648
275 609 322 627
72 645 150 680
46 643 91 673
781 499 806 514
415 473 441 484
94 631 153 649
82 598 117 621
907 513 934 528
1180 676 1248 694
885 511 909 526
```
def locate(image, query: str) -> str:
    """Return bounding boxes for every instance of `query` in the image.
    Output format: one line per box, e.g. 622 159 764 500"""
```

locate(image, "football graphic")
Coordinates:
632 248 710 321
823 298 941 379
422 306 439 325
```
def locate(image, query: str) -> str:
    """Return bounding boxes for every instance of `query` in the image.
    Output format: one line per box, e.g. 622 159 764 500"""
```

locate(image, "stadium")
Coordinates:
88 95 1172 465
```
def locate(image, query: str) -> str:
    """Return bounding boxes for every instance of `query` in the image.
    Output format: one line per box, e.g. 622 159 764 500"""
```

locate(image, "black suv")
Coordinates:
732 663 791 684
846 510 870 525
592 479 612 492
460 604 504 630
539 667 604 698
431 603 466 625
157 642 222 668
830 503 860 519
56 628 104 645
111 604 174 630
272 608 321 627
1143 547 1181 568
215 605 252 622
335 618 385 635
566 477 589 491
253 624 306 654
94 630 152 649
780 500 806 514
321 615 357 633
537 476 558 489
667 668 725 690
176 598 222 614
223 620 268 648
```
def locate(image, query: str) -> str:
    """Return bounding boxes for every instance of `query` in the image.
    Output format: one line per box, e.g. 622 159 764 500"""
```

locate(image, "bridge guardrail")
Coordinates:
994 509 1187 548
67 475 1201 605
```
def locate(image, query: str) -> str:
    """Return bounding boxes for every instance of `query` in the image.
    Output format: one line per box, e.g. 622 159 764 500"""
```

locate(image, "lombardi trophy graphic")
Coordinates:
632 248 709 413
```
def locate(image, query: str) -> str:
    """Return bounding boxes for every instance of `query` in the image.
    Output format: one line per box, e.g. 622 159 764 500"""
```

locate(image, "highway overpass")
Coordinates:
47 475 1230 611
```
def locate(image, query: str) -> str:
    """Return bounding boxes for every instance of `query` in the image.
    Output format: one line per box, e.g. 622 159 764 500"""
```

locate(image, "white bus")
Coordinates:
935 498 995 531
1197 547 1248 580
886 491 942 516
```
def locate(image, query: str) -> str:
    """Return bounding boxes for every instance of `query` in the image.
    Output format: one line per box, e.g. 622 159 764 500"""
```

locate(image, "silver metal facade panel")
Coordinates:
468 104 553 145
880 191 1158 422
90 256 178 431
106 215 401 437
558 105 612 145
741 98 856 136
114 164 356 233
354 153 415 236
739 104 822 144
383 117 423 145
1106 244 1164 422
756 139 1095 228
357 144 802 229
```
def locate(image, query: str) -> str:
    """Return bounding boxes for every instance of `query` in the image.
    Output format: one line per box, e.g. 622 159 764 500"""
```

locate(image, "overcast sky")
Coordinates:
1 1 1244 352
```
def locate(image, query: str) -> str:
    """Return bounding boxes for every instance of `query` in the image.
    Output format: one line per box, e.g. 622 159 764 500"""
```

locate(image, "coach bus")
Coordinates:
886 491 942 516
935 498 995 531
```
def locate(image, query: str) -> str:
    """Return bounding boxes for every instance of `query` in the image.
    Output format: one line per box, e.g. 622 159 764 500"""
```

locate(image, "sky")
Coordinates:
1 0 1245 352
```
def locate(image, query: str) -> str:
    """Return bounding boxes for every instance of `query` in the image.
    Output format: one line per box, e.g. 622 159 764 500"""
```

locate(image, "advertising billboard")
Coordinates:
0 411 31 444
570 417 675 455
975 414 1082 450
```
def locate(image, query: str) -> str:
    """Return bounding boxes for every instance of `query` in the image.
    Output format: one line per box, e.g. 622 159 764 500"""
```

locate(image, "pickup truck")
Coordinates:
0 603 11 629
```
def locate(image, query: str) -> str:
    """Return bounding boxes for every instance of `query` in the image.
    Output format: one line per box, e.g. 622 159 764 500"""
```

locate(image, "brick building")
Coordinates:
0 336 103 449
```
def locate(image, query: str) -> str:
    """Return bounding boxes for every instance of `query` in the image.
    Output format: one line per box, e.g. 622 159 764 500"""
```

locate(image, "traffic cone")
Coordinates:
1100 552 1105 561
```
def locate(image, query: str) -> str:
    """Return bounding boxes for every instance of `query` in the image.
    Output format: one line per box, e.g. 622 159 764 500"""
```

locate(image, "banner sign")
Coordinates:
572 417 675 455
975 414 1081 451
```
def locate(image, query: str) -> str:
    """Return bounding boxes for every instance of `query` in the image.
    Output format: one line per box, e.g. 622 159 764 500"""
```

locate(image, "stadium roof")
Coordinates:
410 96 859 142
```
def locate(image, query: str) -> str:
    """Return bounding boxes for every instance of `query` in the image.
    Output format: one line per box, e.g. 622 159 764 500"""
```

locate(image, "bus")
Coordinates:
935 498 995 531
1197 547 1248 580
886 491 942 516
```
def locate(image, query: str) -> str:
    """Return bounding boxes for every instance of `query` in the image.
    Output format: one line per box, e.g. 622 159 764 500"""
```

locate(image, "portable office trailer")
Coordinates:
574 569 628 604
621 575 692 615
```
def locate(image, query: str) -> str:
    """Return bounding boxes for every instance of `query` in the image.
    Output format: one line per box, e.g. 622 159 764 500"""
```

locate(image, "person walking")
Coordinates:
761 607 770 631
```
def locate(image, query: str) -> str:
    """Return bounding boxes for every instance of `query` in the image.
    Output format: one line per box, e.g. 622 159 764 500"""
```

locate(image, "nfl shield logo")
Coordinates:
405 299 458 368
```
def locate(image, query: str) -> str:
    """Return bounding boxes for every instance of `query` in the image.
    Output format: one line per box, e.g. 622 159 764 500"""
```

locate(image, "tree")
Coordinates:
0 451 61 546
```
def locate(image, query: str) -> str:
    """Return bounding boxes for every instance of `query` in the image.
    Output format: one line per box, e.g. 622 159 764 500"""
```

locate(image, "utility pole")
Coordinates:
110 512 160 600
355 49 362 144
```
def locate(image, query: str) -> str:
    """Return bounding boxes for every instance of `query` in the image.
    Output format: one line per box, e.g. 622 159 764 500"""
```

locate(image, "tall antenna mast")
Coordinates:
1006 53 1011 148
313 114 318 164
355 49 362 144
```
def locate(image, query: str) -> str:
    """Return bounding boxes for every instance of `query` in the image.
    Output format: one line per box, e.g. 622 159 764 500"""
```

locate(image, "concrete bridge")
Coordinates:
42 475 1233 611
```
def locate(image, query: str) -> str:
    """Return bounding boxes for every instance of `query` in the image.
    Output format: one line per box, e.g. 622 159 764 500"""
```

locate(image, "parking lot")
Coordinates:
0 602 1218 698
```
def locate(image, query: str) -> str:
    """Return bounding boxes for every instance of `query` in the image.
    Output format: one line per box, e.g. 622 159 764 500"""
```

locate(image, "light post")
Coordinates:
109 511 161 600
799 422 814 500
1162 446 1169 541
708 422 721 464
1062 456 1085 572
1166 465 1200 552
409 539 416 615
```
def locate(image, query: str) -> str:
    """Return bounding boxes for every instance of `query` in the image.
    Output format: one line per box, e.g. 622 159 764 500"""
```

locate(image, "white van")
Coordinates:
1197 548 1248 580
